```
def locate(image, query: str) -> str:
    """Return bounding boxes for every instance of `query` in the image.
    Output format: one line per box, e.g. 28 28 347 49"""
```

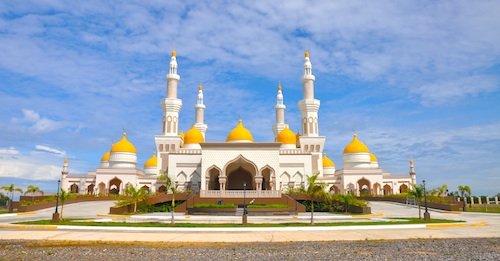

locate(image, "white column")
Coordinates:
273 84 288 136
162 49 183 136
194 84 208 138
298 50 320 137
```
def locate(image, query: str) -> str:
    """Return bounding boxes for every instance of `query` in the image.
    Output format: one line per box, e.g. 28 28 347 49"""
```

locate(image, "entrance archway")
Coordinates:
383 184 392 195
208 167 220 190
357 178 371 196
87 184 95 195
224 156 257 190
70 183 79 193
141 185 150 193
399 184 409 193
109 177 122 195
329 185 339 194
261 167 272 190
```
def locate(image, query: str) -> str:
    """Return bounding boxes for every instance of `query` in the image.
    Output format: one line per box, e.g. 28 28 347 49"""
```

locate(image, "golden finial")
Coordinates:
171 49 176 57
304 50 309 58
64 157 68 164
410 159 414 164
278 82 282 91
199 83 203 91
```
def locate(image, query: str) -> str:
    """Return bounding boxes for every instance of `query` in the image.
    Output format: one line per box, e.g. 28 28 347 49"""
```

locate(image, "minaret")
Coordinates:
62 158 69 177
273 83 288 136
409 159 417 185
155 49 184 172
194 84 208 138
298 50 320 137
297 50 326 175
161 49 183 136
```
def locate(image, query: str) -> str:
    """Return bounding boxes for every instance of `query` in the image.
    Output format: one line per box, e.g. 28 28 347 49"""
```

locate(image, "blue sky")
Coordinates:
0 1 499 195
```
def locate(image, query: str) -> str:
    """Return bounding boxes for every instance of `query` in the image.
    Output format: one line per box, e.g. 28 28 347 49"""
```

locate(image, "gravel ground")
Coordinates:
0 238 498 260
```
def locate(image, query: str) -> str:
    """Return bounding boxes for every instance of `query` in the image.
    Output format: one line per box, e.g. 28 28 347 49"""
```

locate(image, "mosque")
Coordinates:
61 50 416 198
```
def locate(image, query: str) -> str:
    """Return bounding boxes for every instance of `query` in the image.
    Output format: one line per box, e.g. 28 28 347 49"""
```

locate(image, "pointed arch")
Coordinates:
260 165 275 190
222 154 258 177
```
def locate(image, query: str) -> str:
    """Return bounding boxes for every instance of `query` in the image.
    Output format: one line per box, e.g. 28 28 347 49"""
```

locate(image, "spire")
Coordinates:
168 49 178 76
194 84 207 138
303 50 313 77
62 157 69 175
276 83 284 107
197 84 204 105
273 83 287 136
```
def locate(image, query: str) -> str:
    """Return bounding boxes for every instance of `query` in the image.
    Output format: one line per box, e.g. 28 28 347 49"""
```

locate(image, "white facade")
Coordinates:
61 51 415 197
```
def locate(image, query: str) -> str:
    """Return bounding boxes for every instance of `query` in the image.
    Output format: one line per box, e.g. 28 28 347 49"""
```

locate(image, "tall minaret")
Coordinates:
409 159 417 185
155 49 184 172
161 49 183 136
297 50 326 175
62 158 69 177
273 83 288 136
194 84 208 138
298 50 320 137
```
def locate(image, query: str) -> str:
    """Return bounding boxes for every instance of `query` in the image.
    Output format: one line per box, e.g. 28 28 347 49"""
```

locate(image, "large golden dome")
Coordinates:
111 132 137 153
370 152 378 162
226 119 254 142
343 134 369 154
277 127 296 145
101 150 110 161
184 126 204 144
144 152 157 168
323 154 335 168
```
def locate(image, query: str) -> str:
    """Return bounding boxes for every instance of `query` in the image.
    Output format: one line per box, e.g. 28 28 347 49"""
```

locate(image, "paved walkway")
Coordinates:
0 201 498 242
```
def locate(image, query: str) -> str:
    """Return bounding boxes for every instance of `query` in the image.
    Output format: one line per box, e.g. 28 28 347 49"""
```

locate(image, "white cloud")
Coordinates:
12 109 64 133
0 147 19 155
35 145 66 156
0 156 61 180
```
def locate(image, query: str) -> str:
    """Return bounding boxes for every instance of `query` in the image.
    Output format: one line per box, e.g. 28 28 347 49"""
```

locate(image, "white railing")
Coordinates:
200 190 282 198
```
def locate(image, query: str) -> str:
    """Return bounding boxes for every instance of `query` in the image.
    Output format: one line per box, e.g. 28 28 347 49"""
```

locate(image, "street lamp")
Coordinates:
52 179 61 222
423 179 431 220
242 182 247 225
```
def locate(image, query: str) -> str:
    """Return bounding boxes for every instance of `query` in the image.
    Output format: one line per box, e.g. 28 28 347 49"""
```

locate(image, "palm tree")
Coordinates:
124 184 149 213
25 185 43 202
458 185 472 210
1 184 23 212
337 193 354 213
158 171 177 224
431 184 448 197
408 184 424 219
305 173 327 225
59 189 70 219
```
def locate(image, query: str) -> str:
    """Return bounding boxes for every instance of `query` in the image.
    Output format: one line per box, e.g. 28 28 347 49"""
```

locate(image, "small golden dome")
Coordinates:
277 127 296 145
304 50 309 58
370 152 378 162
184 126 204 145
111 132 137 153
343 134 369 154
101 150 110 161
171 49 176 57
226 119 254 142
323 154 335 168
144 152 157 168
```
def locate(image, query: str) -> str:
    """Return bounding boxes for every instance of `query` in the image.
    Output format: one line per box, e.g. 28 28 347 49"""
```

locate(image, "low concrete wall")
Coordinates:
363 197 461 211
347 205 371 214
16 196 119 212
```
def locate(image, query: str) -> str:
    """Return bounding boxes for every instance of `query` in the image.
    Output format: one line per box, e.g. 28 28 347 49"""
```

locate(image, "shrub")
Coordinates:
193 203 236 209
247 204 288 208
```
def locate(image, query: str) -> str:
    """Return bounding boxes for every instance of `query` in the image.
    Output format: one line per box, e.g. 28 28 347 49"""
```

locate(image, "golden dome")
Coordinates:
277 127 296 145
144 152 157 168
323 154 335 168
343 134 369 154
101 150 110 161
370 152 378 162
184 126 204 145
171 49 176 57
111 132 137 153
226 119 254 142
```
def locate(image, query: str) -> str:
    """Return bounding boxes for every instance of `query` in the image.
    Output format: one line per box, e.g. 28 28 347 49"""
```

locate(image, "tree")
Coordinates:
59 189 70 219
337 193 354 213
158 171 178 224
124 184 149 213
1 184 23 212
305 173 327 225
408 184 424 219
431 185 448 197
458 185 472 210
25 185 43 202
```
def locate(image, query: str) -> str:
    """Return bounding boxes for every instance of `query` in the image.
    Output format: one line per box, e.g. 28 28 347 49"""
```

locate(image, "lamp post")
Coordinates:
423 180 431 220
242 182 247 225
52 179 61 222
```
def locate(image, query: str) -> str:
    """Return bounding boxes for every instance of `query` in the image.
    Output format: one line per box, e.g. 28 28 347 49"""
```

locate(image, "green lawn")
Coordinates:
0 209 9 214
16 218 462 228
465 205 500 213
